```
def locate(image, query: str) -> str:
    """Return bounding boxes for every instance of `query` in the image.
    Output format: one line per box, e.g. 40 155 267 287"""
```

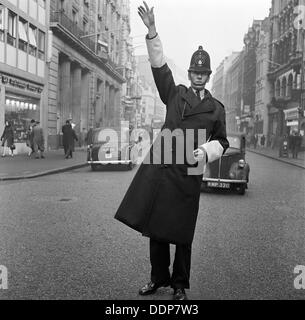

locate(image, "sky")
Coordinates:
130 0 272 88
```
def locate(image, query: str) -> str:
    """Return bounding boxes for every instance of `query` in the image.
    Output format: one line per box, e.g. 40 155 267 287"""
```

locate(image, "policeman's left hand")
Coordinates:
193 148 206 162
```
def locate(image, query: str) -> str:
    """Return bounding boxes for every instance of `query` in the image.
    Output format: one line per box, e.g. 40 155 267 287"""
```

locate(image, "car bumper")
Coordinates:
202 178 248 184
88 160 132 165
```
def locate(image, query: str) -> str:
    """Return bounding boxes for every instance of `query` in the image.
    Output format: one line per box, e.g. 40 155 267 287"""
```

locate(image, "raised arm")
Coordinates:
138 2 176 106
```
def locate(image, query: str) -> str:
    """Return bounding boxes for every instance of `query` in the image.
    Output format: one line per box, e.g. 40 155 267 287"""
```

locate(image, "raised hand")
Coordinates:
138 1 155 30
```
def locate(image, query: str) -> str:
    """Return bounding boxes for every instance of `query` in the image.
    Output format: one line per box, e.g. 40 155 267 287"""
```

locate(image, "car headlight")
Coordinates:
238 159 246 168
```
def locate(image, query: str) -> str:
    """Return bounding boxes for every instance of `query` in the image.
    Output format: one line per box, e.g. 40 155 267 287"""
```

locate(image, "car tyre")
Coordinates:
237 185 246 195
91 164 98 171
200 181 209 192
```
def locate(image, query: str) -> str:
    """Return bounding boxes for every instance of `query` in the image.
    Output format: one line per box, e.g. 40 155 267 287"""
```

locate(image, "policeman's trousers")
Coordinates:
149 238 192 289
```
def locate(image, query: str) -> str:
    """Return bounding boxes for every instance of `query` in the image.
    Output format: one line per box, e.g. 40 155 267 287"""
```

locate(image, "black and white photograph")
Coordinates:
0 0 304 310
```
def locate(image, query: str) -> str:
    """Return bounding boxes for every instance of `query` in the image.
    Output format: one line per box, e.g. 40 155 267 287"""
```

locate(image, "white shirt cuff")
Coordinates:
200 140 224 163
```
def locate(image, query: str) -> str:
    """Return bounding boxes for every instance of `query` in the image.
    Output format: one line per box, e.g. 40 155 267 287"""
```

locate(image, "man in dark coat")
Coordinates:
115 1 229 301
62 120 71 156
62 121 78 159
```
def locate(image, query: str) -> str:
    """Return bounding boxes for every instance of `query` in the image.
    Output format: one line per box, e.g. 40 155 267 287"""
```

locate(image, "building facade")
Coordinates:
267 0 303 138
0 0 48 154
225 53 243 133
240 20 262 134
255 17 271 139
48 0 127 149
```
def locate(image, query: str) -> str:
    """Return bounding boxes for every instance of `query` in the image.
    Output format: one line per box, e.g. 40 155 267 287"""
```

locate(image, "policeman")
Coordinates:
115 1 228 300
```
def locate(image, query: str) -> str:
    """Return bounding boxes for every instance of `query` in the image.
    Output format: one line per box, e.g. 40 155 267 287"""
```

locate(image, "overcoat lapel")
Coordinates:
180 88 216 117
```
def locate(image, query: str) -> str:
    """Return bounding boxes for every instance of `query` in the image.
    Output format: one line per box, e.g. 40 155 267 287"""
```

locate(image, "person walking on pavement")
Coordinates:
291 131 302 159
27 120 35 157
1 120 15 157
260 135 265 148
32 121 45 159
115 2 229 301
62 120 71 156
63 122 78 159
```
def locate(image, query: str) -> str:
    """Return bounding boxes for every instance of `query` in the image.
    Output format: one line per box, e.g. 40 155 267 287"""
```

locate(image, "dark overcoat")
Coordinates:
115 64 229 245
62 125 78 151
1 125 14 148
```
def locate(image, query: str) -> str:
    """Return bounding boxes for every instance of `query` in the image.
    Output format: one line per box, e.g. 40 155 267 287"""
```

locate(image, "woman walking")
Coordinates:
1 121 15 157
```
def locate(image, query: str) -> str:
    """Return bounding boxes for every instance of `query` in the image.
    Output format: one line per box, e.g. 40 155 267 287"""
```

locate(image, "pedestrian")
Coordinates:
81 127 88 150
260 135 265 148
253 134 258 149
63 122 78 159
62 120 71 156
86 127 94 146
115 1 229 301
291 131 302 159
1 120 15 157
32 121 45 159
26 119 35 157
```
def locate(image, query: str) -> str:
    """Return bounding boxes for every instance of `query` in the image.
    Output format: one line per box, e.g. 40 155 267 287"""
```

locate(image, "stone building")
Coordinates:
267 0 303 137
48 0 127 149
212 52 241 133
240 20 262 134
224 53 243 133
0 0 49 154
255 17 271 139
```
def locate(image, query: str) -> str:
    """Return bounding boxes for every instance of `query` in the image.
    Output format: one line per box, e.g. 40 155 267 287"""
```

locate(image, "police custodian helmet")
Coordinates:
188 46 212 75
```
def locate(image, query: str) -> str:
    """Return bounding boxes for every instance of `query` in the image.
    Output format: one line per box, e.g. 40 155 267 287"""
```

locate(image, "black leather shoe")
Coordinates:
173 288 188 300
139 281 170 296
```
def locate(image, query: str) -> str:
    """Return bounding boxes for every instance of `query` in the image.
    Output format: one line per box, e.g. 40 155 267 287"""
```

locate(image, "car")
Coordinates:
87 128 139 171
201 133 250 195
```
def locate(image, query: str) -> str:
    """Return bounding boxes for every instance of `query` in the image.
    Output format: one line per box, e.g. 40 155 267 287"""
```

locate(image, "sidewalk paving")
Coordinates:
247 146 305 169
0 148 89 181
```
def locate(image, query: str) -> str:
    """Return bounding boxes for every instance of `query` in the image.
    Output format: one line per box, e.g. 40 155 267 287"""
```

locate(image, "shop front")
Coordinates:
0 73 43 154
284 107 299 135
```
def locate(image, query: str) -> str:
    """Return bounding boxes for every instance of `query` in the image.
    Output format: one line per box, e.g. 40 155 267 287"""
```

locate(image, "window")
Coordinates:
38 0 46 9
18 18 28 52
38 30 45 59
28 24 37 56
7 10 17 46
0 7 5 42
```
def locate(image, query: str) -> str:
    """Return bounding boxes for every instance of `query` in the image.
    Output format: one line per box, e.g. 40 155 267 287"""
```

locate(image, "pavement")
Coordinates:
0 148 89 181
247 146 305 169
0 145 304 181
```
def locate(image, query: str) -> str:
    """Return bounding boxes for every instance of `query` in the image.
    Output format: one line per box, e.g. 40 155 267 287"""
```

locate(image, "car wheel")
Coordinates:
91 164 98 171
200 181 209 192
237 185 246 195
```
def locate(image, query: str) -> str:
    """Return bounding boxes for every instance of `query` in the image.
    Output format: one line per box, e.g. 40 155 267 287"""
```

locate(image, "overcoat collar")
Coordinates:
180 88 215 117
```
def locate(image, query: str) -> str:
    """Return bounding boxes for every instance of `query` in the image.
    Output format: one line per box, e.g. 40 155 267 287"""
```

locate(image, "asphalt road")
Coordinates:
0 152 304 300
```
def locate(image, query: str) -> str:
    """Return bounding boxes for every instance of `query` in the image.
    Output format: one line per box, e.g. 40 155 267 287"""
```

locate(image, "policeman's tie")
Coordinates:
196 90 201 101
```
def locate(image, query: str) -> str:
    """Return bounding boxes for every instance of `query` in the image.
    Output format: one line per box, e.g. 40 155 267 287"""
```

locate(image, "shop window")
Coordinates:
38 29 45 59
0 7 5 42
5 96 40 143
28 24 37 56
18 18 28 52
7 10 17 47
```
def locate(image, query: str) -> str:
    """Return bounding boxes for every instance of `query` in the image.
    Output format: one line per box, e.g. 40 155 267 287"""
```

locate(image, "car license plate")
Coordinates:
207 182 230 189
105 153 112 159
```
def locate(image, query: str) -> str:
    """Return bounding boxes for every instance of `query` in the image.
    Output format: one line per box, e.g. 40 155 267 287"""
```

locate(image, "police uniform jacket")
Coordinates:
115 35 229 245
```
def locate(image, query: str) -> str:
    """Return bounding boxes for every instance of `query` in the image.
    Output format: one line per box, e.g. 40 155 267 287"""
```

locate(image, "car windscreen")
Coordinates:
227 136 241 149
